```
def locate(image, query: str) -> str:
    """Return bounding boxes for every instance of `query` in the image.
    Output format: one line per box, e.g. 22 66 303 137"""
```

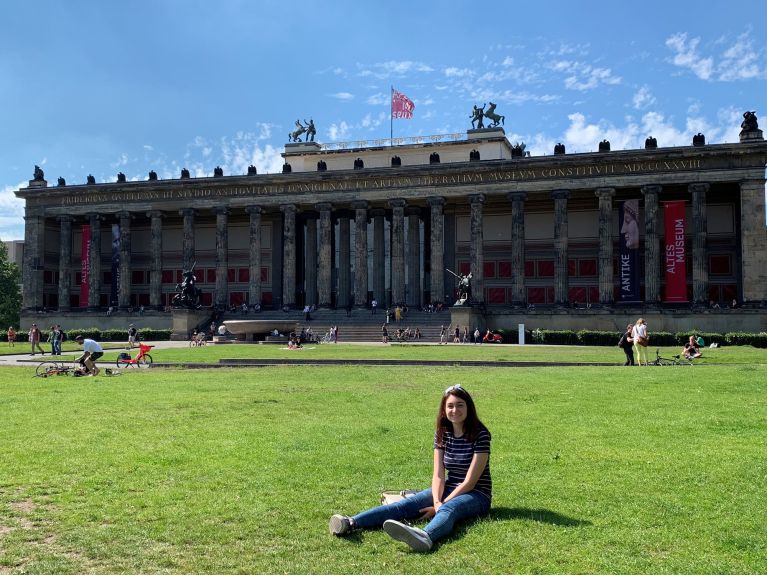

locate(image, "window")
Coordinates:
206 269 216 283
103 271 112 284
483 262 496 279
579 259 597 277
498 261 512 278
162 270 174 284
537 261 554 277
458 261 470 275
238 268 249 283
261 267 269 283
227 268 236 283
568 260 577 277
487 287 506 304
709 255 732 275
524 261 535 278
132 270 144 284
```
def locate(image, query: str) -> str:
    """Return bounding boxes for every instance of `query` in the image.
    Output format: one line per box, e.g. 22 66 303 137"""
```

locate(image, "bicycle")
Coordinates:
319 331 333 344
35 359 77 378
116 343 154 368
650 349 693 366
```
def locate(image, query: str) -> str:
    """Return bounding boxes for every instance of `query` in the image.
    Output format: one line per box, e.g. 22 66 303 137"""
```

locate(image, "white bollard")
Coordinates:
518 323 525 345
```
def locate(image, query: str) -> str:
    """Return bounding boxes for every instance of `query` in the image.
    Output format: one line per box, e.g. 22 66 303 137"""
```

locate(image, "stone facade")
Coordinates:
14 129 767 332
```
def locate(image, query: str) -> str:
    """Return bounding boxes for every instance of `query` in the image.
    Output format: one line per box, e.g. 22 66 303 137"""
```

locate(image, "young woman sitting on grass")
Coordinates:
329 384 492 552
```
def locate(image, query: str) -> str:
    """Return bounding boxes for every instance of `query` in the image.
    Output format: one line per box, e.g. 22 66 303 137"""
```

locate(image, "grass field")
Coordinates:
2 355 766 574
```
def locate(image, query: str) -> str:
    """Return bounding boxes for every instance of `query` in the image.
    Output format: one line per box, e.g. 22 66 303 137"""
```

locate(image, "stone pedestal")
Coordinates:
285 142 322 152
171 308 211 340
467 128 505 140
450 305 486 333
740 130 763 143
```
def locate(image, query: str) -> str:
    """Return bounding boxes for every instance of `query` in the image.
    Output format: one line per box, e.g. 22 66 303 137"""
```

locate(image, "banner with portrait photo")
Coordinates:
663 200 687 302
111 223 120 307
618 199 640 302
80 224 90 307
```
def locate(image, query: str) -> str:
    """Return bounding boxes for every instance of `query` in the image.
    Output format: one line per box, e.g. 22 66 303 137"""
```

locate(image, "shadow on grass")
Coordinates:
488 506 591 527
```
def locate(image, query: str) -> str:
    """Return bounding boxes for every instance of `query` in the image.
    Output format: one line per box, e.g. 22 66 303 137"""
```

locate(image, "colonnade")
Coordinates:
23 179 758 311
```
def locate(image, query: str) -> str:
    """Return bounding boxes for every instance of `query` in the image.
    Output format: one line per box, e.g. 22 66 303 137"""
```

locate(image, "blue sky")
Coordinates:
2 0 766 240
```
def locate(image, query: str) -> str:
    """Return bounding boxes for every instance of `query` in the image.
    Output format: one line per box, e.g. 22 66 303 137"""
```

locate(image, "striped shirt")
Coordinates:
435 427 492 501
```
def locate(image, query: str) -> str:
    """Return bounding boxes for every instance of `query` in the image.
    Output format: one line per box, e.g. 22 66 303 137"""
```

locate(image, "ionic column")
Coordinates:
22 208 45 311
215 207 229 308
281 204 297 308
689 183 710 305
389 199 406 305
641 185 662 304
406 206 422 308
316 203 333 307
148 211 163 309
739 180 767 304
469 194 485 304
304 212 318 306
117 211 132 310
552 190 570 305
246 206 263 306
352 200 369 307
508 192 527 306
338 212 351 308
595 188 615 304
180 208 195 271
428 197 445 304
371 208 386 305
58 216 72 311
88 213 102 311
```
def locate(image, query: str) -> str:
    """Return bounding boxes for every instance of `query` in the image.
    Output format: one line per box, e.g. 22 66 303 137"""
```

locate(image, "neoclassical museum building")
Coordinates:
16 118 767 333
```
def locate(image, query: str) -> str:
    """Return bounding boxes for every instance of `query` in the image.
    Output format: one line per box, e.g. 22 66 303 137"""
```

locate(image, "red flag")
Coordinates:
391 89 415 119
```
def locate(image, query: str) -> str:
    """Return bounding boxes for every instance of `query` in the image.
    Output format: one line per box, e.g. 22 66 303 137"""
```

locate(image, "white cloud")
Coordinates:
502 57 514 66
718 32 763 80
444 67 472 78
367 93 389 106
563 66 621 91
632 85 655 110
328 121 352 141
143 144 154 151
330 92 354 101
356 60 433 79
110 153 129 168
0 181 27 240
666 32 714 80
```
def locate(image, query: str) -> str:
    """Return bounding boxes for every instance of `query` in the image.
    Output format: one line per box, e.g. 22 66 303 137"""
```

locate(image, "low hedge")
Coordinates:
524 329 766 347
724 332 767 348
0 329 173 343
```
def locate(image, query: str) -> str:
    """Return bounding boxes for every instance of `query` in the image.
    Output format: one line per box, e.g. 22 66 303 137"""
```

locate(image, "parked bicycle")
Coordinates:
116 343 154 368
650 349 693 366
35 359 77 378
319 331 333 344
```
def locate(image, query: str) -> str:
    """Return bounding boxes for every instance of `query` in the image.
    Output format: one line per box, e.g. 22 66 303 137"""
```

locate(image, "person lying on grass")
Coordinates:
329 384 492 552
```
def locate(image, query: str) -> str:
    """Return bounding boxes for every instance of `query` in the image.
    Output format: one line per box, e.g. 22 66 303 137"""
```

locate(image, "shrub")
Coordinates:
725 332 767 348
577 330 618 346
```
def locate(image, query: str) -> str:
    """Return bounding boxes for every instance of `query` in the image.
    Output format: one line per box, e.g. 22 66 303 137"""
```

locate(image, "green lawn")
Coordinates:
108 342 767 365
1 363 765 574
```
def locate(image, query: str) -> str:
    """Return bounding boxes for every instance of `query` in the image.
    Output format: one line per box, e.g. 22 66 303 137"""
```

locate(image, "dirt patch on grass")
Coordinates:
9 500 36 514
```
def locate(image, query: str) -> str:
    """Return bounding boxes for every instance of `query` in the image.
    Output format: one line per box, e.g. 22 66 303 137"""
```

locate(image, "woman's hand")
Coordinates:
418 505 436 520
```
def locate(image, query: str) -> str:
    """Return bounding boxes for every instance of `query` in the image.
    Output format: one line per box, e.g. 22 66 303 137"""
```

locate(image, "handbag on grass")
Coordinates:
380 490 419 505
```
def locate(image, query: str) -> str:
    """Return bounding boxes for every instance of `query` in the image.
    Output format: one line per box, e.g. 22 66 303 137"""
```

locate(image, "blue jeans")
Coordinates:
352 487 490 543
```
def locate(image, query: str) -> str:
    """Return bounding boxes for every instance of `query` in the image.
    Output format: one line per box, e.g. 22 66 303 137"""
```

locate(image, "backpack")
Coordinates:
617 334 627 347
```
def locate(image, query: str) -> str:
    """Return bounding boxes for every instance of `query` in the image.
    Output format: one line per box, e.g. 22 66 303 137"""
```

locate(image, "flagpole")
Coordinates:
390 85 393 145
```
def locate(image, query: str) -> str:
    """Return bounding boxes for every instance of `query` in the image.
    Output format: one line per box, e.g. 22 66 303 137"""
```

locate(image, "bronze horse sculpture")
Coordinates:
484 102 504 128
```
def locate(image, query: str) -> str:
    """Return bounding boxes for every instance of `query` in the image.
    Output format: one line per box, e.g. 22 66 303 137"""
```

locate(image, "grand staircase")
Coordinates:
219 307 453 342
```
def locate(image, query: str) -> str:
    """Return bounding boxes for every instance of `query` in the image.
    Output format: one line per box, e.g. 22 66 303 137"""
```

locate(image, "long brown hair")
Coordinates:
435 385 485 447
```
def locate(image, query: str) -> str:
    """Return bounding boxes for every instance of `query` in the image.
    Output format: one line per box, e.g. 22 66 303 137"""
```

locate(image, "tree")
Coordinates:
0 241 21 328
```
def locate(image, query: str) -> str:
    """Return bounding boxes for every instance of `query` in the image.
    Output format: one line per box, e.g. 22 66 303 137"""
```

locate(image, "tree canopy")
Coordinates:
0 241 21 328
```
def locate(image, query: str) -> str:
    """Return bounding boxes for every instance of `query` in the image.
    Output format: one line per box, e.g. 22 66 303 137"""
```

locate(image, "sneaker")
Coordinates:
383 520 433 552
329 514 353 536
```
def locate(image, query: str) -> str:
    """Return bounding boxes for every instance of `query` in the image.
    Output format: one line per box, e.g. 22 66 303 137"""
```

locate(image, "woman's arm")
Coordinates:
431 448 446 508
441 452 489 504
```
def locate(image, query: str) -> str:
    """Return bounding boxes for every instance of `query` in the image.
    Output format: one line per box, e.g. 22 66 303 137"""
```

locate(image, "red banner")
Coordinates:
391 89 415 119
80 224 90 307
663 201 687 302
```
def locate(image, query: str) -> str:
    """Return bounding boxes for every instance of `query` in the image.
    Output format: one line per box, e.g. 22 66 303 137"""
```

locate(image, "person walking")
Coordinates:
329 385 492 552
29 323 45 356
7 326 16 347
371 299 378 315
127 324 138 349
618 323 634 366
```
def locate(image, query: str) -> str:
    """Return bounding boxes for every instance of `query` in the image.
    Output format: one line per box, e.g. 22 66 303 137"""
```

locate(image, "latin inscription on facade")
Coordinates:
57 158 704 206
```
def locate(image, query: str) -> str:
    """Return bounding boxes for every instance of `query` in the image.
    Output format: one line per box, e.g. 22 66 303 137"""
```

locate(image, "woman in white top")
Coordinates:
631 318 648 366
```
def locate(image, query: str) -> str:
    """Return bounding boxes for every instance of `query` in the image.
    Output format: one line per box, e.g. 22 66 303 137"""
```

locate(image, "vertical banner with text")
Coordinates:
80 224 90 307
663 200 687 302
619 200 640 302
111 224 120 307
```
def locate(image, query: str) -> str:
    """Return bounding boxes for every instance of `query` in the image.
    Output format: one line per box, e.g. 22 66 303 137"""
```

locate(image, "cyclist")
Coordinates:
75 335 103 376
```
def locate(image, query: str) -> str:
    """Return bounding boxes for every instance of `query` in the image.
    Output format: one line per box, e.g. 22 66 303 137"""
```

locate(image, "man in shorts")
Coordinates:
127 324 138 349
75 335 103 376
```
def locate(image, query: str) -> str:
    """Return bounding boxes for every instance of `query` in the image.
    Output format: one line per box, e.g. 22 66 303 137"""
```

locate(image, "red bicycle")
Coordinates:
116 343 154 368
